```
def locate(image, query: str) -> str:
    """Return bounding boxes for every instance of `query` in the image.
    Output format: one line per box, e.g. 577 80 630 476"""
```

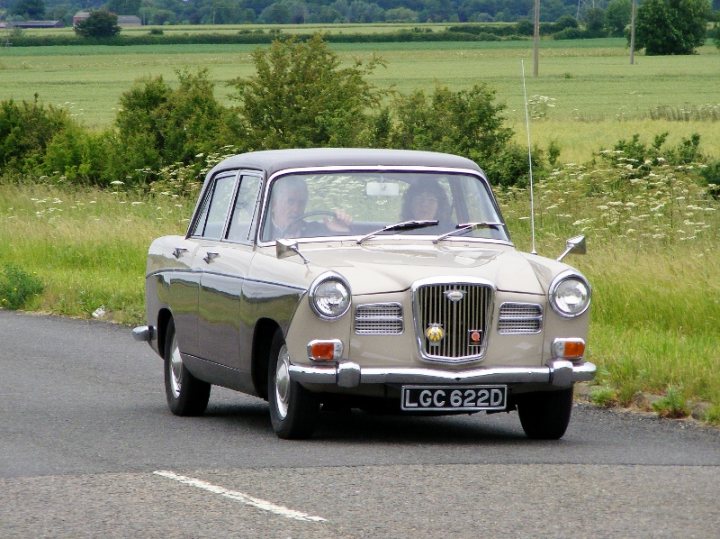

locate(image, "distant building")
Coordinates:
72 11 91 26
72 11 142 27
118 16 142 27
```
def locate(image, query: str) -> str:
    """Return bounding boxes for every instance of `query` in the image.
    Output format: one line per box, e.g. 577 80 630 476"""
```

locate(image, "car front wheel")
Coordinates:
268 329 319 439
517 387 573 440
164 319 211 416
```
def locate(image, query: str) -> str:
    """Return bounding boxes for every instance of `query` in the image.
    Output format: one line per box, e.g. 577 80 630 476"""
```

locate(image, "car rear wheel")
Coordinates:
164 319 210 416
268 329 319 439
517 387 573 440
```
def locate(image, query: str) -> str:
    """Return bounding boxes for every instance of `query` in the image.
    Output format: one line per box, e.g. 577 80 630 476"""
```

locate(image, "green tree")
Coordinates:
635 0 711 55
10 0 45 19
229 34 386 149
605 0 631 36
113 69 243 185
106 0 141 16
0 97 73 172
387 85 528 187
583 7 607 35
74 10 121 38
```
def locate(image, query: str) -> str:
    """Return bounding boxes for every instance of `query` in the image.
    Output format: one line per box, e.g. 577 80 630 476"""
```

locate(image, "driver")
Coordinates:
265 177 351 241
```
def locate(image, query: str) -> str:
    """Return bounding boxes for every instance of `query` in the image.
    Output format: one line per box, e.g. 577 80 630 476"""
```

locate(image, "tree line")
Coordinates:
5 0 719 55
6 0 718 26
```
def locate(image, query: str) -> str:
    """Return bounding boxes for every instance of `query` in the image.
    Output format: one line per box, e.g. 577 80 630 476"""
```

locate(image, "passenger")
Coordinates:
400 181 451 223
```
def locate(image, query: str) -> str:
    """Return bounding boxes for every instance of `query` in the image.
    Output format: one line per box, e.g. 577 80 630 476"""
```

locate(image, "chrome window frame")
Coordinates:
255 166 513 248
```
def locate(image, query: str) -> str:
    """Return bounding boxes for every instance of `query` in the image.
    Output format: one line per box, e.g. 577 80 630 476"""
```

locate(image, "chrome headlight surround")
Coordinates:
549 271 591 318
308 272 351 320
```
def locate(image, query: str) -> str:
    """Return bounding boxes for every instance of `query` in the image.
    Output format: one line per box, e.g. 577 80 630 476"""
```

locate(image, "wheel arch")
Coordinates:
252 318 282 401
156 308 173 358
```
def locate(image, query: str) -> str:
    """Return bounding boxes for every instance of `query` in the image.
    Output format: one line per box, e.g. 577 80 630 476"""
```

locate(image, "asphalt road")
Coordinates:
1 311 719 538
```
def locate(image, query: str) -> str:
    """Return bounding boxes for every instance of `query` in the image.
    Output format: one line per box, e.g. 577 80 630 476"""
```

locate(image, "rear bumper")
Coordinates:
289 360 596 389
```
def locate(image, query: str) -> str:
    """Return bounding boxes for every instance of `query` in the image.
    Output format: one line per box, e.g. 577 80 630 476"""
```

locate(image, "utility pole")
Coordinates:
629 0 637 64
533 0 540 77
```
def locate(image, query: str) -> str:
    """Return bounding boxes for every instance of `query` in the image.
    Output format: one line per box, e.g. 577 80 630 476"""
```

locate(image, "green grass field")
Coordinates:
1 36 718 162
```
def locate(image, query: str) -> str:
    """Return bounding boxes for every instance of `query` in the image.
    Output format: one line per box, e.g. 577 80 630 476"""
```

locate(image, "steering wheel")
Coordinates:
279 210 336 237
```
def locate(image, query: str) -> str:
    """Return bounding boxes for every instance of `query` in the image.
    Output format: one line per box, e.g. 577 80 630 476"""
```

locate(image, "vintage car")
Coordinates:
133 148 594 440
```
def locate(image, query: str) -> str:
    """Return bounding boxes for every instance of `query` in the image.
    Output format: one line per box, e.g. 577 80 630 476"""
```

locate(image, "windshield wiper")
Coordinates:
433 222 504 244
356 220 439 245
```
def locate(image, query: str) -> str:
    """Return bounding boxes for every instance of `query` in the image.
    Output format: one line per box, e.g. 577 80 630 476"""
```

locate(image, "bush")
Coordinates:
74 11 121 39
652 386 690 418
42 125 110 184
700 160 720 197
386 84 532 187
635 0 711 55
113 69 243 186
229 34 387 149
0 264 44 310
0 97 75 173
599 132 705 177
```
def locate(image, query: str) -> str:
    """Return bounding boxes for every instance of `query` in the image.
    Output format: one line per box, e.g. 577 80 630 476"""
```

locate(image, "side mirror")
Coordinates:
276 238 309 264
557 235 586 262
276 238 299 259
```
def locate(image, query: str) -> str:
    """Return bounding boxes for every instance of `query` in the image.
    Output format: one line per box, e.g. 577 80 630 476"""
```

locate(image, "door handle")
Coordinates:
172 247 188 259
203 251 219 264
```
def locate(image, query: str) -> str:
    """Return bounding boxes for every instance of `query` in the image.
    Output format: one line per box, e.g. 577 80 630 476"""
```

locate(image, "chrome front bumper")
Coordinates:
132 325 154 343
289 360 596 389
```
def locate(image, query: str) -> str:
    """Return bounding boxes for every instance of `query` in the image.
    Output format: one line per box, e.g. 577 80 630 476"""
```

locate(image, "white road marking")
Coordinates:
153 470 327 523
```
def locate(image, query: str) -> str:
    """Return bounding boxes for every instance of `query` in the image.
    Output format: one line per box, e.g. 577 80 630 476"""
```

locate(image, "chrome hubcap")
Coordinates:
274 345 291 419
169 335 183 398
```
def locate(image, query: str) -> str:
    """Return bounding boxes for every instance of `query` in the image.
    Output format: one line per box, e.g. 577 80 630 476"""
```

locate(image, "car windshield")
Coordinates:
259 171 509 243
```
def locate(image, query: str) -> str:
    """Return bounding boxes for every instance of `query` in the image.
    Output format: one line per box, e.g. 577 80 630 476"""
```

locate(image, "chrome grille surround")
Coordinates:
497 302 543 334
412 277 494 364
355 303 404 335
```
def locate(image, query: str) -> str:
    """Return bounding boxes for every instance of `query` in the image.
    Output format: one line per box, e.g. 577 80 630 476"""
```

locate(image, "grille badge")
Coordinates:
444 290 466 302
468 330 484 346
425 324 444 345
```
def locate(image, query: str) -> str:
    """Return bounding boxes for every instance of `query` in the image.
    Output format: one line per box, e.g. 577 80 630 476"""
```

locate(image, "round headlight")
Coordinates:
549 273 591 318
309 273 351 320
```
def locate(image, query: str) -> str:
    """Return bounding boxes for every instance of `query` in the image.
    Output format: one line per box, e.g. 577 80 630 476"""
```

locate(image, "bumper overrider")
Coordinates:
289 359 596 389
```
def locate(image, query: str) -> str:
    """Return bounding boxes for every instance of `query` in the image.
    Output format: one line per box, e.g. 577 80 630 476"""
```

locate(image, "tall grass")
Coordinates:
498 159 720 421
0 183 193 324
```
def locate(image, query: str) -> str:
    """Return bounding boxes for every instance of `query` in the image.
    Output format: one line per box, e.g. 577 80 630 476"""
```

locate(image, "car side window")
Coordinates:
227 175 262 243
193 173 237 239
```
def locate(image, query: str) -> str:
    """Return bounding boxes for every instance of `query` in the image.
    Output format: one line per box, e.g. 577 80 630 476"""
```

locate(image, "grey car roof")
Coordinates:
206 148 484 178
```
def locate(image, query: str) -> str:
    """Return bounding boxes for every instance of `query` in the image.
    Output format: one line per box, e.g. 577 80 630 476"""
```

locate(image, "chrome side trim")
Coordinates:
289 359 596 389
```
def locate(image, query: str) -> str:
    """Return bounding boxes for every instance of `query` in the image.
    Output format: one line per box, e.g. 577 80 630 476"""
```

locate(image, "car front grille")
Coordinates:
498 303 543 334
413 281 493 362
355 303 403 335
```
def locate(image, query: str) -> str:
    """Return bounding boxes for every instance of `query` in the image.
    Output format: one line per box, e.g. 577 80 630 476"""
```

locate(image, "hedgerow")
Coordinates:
0 34 534 189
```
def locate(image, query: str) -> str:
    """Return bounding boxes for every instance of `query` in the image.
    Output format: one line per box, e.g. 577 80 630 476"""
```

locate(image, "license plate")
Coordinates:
401 385 507 412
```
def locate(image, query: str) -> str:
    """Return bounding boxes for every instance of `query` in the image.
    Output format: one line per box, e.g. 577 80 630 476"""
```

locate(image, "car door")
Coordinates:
195 173 262 375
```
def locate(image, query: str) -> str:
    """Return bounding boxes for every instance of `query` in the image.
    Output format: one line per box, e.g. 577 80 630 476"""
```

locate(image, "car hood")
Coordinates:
298 242 566 296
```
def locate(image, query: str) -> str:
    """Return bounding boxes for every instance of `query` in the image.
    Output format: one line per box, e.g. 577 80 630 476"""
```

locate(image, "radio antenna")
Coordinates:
521 59 537 255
